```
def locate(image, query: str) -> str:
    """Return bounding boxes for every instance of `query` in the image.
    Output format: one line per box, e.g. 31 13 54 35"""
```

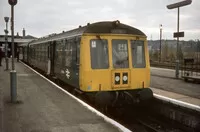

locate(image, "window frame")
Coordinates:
90 39 109 69
111 39 129 69
131 40 146 68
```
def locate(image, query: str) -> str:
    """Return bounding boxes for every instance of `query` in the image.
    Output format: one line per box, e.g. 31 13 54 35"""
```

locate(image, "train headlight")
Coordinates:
122 72 128 84
114 73 120 85
123 76 128 81
115 76 120 82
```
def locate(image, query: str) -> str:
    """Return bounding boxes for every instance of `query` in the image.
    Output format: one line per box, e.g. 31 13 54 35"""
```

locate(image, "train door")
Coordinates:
47 41 55 75
47 45 50 75
64 37 80 88
22 47 24 61
27 43 29 63
73 37 81 87
50 41 56 74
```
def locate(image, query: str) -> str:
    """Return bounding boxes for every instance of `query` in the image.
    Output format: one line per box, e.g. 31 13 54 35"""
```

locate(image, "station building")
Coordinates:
0 28 36 57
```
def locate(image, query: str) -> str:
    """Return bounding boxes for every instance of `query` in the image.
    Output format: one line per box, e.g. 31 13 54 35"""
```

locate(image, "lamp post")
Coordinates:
159 24 162 62
4 17 9 71
8 0 18 103
166 0 192 78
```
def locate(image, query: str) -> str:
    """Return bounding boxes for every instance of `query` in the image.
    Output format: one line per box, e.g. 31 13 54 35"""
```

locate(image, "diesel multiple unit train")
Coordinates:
21 20 153 107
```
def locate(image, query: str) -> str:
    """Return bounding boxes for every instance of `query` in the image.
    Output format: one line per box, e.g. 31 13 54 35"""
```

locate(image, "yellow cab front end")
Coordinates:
79 33 152 106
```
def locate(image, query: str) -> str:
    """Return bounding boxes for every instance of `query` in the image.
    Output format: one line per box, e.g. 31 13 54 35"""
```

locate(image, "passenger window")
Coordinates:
55 40 64 65
131 40 146 68
90 39 109 69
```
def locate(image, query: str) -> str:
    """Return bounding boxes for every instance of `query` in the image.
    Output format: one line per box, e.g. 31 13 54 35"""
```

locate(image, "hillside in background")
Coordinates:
148 39 200 62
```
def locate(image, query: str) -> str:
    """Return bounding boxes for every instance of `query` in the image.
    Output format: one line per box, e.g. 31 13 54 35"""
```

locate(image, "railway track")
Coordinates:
136 116 183 132
106 104 188 132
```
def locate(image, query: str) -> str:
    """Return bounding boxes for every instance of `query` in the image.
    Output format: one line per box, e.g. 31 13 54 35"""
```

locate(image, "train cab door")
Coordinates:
75 37 80 78
71 37 80 88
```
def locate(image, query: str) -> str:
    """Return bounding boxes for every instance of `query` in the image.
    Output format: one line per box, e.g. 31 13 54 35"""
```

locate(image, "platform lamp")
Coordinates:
4 16 9 71
167 0 192 78
8 0 18 103
159 24 162 63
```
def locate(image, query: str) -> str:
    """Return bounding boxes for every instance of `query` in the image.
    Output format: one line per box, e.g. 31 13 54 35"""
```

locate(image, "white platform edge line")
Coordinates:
150 67 175 72
153 93 200 112
20 61 132 132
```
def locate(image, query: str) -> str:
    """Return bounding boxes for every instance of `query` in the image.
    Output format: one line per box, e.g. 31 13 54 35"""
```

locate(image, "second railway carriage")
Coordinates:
25 20 153 106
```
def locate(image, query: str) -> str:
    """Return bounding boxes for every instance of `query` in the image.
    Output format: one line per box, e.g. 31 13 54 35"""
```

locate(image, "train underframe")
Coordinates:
85 88 153 108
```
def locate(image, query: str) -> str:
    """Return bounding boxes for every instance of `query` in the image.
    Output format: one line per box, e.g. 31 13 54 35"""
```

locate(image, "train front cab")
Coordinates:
79 34 153 106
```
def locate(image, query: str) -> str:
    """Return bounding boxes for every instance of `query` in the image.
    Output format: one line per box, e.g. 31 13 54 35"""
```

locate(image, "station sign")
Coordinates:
174 32 184 38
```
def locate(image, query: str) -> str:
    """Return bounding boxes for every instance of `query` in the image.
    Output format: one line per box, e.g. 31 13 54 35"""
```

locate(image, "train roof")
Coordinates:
83 21 145 35
30 21 146 45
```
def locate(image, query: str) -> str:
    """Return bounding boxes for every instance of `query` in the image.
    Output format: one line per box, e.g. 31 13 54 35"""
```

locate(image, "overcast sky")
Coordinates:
0 0 199 40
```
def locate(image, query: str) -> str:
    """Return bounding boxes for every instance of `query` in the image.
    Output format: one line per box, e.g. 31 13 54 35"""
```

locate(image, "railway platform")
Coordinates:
151 87 200 106
151 67 200 106
0 61 127 132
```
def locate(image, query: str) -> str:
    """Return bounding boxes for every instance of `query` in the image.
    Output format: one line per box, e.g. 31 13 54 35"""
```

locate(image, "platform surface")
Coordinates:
151 67 200 99
151 67 200 107
0 61 122 132
150 87 200 106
